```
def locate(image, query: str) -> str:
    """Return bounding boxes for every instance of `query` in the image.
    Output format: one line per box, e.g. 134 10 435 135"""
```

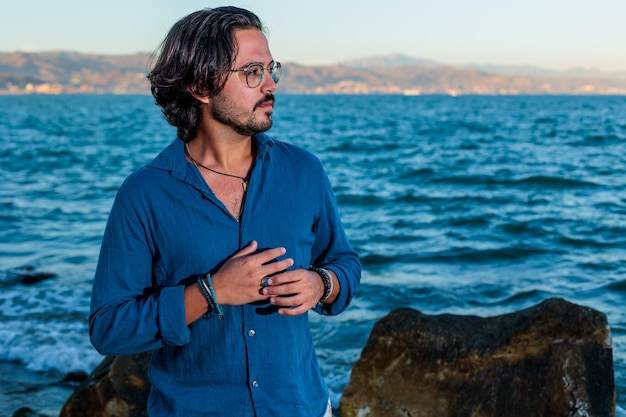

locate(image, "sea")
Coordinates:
1 94 625 416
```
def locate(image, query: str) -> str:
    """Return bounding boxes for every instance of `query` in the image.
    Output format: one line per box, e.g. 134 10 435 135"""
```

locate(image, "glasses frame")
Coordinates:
230 61 282 88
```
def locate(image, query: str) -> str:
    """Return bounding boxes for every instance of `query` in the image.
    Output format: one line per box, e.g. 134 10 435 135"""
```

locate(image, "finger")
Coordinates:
278 303 311 317
268 289 307 306
269 295 298 308
262 273 298 295
263 258 294 278
232 240 258 258
253 246 288 265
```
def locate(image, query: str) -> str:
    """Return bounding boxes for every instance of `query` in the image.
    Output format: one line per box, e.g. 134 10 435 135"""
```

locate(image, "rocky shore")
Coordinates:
7 298 617 417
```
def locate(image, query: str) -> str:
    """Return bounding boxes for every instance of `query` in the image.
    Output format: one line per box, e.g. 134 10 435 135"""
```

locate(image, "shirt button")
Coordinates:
248 329 256 337
252 380 259 388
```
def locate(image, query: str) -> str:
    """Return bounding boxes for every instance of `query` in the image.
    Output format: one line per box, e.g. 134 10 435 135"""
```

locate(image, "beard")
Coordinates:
210 93 275 137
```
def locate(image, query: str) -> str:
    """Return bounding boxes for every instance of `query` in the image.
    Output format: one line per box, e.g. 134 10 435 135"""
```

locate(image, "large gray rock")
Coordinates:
340 298 615 417
59 352 151 417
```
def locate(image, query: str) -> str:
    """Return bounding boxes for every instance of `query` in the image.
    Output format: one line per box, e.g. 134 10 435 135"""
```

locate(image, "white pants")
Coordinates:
324 398 332 417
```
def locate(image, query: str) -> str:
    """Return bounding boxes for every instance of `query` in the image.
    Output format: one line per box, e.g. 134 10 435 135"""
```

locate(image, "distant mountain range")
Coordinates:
1 51 625 95
340 53 626 79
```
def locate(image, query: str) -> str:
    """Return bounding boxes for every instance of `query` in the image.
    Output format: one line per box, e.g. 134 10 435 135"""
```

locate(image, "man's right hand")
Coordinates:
212 240 294 306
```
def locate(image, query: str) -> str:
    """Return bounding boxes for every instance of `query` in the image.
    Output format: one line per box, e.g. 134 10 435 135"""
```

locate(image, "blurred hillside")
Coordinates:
1 51 625 95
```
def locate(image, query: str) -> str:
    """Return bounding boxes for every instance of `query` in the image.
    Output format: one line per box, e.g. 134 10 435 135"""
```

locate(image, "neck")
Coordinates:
188 133 253 170
184 142 252 193
185 135 255 186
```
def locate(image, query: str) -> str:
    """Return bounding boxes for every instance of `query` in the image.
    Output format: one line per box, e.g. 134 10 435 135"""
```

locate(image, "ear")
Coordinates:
189 86 210 104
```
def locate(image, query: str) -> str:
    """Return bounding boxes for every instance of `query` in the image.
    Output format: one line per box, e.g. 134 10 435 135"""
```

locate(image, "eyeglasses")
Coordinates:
230 61 282 88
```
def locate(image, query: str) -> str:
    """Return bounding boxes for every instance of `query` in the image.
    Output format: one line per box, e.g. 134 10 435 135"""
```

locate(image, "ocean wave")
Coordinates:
602 280 626 293
0 320 102 374
423 245 555 263
573 134 625 146
429 174 599 189
3 94 626 411
0 272 101 374
511 175 599 188
359 244 555 268
498 289 553 305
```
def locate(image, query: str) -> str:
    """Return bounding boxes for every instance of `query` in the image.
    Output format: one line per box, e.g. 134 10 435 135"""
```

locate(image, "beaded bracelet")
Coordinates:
308 266 333 304
197 273 224 320
196 275 214 319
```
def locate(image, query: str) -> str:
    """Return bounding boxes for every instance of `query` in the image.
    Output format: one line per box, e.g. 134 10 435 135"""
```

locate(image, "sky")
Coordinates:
2 0 625 72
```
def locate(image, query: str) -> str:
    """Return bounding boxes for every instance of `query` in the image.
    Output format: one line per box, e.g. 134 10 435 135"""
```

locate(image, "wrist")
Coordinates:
308 266 333 304
197 273 224 320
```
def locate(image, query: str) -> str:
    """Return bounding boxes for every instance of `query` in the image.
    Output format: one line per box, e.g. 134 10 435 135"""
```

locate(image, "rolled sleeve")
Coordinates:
90 175 191 355
311 171 361 316
157 285 191 346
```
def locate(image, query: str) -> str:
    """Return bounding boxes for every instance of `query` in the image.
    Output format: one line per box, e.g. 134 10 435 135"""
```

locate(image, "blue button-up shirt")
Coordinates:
89 133 361 417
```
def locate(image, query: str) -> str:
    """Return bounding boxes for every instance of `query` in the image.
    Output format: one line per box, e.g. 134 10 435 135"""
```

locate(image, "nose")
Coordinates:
260 71 277 94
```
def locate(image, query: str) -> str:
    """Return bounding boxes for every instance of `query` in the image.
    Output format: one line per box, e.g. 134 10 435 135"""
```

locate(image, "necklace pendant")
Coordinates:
242 181 248 193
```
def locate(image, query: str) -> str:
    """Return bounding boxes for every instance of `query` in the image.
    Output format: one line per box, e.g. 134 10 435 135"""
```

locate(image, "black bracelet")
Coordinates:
197 275 214 319
197 273 224 320
308 266 333 304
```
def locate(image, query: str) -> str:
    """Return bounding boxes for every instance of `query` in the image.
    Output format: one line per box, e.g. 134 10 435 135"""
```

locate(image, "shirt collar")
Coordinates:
254 132 275 160
148 133 276 182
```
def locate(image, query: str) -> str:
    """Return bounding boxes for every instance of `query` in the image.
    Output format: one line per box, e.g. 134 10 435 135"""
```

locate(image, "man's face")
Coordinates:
209 29 277 137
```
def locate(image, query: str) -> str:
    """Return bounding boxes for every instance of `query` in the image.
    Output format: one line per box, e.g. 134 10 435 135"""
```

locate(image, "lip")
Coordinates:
256 100 274 109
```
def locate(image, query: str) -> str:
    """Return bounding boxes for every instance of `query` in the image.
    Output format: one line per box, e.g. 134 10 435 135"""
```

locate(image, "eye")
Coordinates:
247 65 262 78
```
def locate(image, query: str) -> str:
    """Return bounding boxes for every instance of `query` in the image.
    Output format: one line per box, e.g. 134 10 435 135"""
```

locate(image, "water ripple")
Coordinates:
2 94 626 409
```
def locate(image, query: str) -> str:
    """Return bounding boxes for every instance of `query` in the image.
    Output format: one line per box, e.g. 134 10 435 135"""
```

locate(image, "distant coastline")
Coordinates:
1 51 626 95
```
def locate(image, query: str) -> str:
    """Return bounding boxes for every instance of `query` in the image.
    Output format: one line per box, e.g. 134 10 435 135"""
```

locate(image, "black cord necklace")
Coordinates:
185 142 250 192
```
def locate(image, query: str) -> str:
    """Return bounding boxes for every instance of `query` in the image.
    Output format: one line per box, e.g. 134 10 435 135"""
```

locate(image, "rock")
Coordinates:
61 371 88 383
60 371 88 385
340 297 615 417
59 352 152 417
11 408 47 417
19 272 56 285
8 265 57 285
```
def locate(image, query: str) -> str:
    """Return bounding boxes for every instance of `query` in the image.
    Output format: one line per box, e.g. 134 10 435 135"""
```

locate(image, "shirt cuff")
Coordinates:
313 267 353 316
157 285 191 346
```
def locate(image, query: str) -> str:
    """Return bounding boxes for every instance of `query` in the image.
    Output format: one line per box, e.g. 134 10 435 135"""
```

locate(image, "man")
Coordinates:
89 6 361 417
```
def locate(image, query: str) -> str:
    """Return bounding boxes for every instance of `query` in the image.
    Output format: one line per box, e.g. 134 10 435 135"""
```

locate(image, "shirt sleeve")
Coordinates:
310 169 361 316
89 177 190 355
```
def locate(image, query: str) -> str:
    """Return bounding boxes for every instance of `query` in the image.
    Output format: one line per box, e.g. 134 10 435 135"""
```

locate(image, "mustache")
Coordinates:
254 93 275 109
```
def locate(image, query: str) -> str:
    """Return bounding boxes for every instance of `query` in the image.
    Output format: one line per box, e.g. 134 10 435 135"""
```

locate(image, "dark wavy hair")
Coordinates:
147 7 264 142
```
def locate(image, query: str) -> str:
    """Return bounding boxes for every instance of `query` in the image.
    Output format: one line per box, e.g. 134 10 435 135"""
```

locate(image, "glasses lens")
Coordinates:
245 64 264 88
269 62 281 84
